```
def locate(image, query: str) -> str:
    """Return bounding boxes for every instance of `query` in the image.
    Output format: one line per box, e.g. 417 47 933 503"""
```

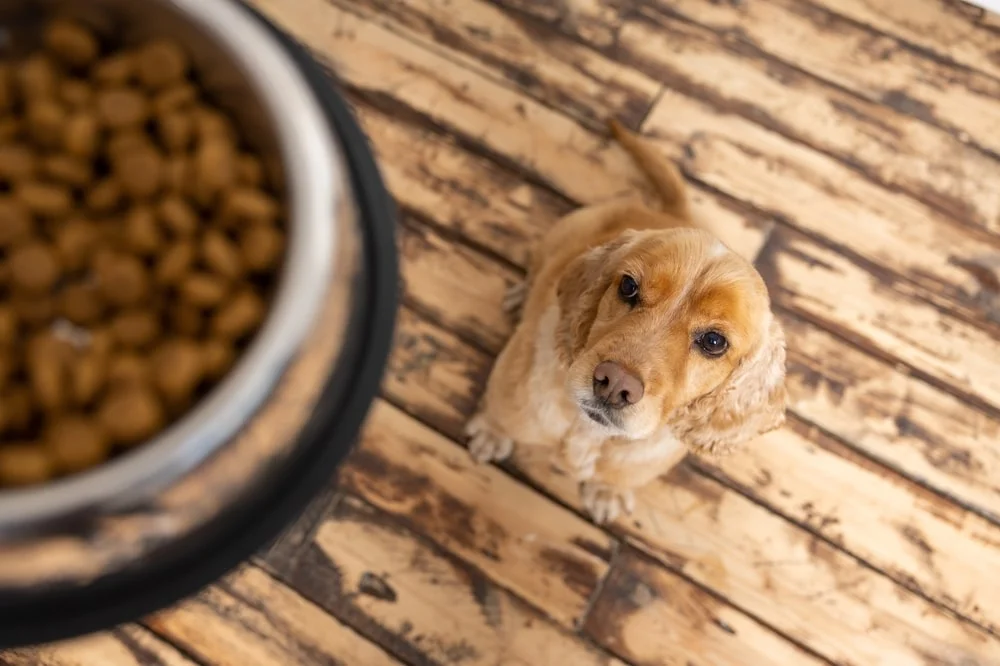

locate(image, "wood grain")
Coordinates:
585 548 825 666
147 566 401 666
267 494 627 666
337 399 612 629
385 303 1000 664
0 626 198 666
494 0 1000 236
646 0 1000 157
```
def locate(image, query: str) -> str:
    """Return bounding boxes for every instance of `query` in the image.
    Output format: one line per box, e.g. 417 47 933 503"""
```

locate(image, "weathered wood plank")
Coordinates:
249 0 774 263
146 566 401 666
606 6 1000 236
268 494 629 666
806 0 1000 83
585 548 825 666
640 88 997 325
385 301 1000 665
332 0 660 129
337 399 612 629
0 626 199 666
645 0 1000 157
783 316 1000 523
757 228 1000 411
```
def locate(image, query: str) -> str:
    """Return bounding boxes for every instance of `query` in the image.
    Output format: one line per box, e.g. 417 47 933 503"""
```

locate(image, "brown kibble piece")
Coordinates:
28 335 69 411
72 350 108 405
59 283 105 325
11 291 55 326
9 242 60 292
96 253 149 307
107 353 150 387
26 99 67 148
63 113 99 158
0 444 53 486
180 272 228 308
193 107 235 142
0 116 19 141
60 78 93 108
169 302 202 337
124 206 162 255
54 218 101 271
0 306 16 345
153 83 197 115
136 40 188 90
221 187 280 226
201 339 235 380
99 386 164 445
152 338 203 405
155 241 195 285
45 20 100 69
0 64 11 112
116 145 162 199
93 54 134 87
43 154 92 187
0 144 38 182
164 157 187 193
16 181 72 218
107 129 151 162
157 195 198 236
97 87 149 129
192 137 236 205
212 289 265 340
18 55 59 101
241 224 284 272
87 178 123 213
202 229 243 279
4 388 34 433
236 154 264 187
111 310 160 348
45 416 110 473
0 198 33 247
157 111 193 153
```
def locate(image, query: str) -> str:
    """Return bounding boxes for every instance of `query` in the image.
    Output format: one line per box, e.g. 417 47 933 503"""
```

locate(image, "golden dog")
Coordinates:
466 120 787 523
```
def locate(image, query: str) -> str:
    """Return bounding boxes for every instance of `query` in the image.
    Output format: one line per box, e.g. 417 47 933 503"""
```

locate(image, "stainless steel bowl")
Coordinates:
0 0 396 644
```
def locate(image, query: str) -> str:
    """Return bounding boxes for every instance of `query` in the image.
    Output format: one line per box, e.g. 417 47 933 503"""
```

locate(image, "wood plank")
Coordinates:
585 548 825 666
806 0 1000 83
783 315 1000 523
644 0 1000 157
604 6 1000 237
337 399 613 629
757 228 1000 411
146 566 401 666
267 494 628 666
249 0 774 263
0 626 198 666
640 88 997 325
332 0 660 129
385 300 1000 664
704 418 1000 633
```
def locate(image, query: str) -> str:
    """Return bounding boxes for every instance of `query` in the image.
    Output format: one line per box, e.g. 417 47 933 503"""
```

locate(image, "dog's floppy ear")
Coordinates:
555 234 636 360
672 314 787 455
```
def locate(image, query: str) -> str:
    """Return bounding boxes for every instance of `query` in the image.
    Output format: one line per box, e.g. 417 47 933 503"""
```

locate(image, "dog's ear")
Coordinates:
555 235 635 360
672 315 787 455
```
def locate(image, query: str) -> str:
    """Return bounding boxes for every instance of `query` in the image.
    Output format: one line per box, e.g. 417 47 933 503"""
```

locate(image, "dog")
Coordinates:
465 120 787 524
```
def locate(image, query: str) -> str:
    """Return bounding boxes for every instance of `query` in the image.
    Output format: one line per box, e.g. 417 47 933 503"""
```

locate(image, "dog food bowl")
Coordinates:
0 0 397 646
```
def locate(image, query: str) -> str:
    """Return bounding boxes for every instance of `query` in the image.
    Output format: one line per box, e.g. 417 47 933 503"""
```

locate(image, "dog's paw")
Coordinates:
465 415 514 463
580 482 635 525
502 281 528 319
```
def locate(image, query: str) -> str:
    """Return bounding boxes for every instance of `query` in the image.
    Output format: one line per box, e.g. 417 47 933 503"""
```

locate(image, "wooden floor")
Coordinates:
8 0 1000 664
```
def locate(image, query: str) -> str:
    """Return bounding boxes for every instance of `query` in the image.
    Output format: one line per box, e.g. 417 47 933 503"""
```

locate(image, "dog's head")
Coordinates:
556 228 786 453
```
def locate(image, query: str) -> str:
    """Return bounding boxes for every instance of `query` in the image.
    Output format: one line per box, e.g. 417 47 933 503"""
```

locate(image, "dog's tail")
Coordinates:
608 119 688 218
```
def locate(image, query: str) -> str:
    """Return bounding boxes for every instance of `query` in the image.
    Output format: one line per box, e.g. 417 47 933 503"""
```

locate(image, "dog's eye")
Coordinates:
697 331 728 356
618 275 639 304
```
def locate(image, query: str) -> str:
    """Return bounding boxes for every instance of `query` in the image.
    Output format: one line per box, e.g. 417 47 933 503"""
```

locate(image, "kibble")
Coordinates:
0 19 285 488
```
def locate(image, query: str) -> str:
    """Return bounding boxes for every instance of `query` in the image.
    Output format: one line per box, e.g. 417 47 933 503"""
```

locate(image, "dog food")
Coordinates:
0 19 286 487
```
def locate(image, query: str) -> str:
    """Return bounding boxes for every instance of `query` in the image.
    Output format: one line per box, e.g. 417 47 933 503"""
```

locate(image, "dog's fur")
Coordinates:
466 120 787 523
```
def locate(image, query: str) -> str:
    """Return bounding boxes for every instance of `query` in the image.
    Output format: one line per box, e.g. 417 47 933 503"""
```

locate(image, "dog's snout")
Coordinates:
593 361 644 408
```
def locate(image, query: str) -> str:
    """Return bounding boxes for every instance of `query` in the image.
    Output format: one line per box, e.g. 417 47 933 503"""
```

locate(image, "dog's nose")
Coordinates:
593 361 644 408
